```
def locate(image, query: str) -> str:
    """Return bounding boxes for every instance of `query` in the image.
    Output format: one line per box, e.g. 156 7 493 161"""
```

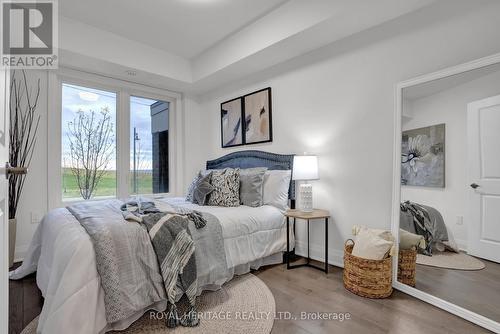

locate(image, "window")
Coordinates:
49 70 179 206
61 83 117 200
130 96 170 195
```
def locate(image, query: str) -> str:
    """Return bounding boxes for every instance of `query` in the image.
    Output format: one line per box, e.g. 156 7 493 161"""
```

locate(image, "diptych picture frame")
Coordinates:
220 87 272 148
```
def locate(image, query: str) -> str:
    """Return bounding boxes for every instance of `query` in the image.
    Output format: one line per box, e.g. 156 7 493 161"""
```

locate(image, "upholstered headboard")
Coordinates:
206 150 295 201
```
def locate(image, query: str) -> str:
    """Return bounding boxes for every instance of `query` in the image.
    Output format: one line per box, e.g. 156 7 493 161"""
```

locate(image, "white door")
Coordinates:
467 94 500 263
0 69 10 334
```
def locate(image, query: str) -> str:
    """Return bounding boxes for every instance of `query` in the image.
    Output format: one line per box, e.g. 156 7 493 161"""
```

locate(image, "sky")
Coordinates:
61 83 161 171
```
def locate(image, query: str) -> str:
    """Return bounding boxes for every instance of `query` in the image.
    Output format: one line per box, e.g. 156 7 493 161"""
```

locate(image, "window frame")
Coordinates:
48 68 183 209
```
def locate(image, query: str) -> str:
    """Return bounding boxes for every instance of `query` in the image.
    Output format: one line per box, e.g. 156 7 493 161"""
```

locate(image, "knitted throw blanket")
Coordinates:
141 212 204 328
400 201 448 256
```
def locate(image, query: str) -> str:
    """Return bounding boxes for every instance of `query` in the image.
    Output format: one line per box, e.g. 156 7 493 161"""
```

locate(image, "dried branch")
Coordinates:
8 70 41 219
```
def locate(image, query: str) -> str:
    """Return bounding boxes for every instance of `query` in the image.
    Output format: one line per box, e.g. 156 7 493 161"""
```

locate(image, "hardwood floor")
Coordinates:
9 264 43 334
253 261 491 334
9 260 491 334
414 258 500 322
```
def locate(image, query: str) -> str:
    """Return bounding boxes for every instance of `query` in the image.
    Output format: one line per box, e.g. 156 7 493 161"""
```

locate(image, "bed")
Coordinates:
400 201 459 254
10 150 295 334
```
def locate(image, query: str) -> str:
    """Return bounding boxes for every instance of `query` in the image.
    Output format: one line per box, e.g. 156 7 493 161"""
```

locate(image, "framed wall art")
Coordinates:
220 87 272 148
243 87 272 145
401 123 445 187
220 97 244 148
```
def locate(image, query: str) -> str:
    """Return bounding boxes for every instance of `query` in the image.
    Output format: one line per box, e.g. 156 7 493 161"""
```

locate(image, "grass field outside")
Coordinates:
62 168 153 199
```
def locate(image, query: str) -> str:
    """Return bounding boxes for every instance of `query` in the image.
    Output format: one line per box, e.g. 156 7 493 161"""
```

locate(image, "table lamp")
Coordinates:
292 155 319 212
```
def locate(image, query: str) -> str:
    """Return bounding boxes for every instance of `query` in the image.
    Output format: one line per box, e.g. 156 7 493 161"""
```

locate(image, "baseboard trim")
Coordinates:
14 244 28 263
294 240 344 268
455 238 468 252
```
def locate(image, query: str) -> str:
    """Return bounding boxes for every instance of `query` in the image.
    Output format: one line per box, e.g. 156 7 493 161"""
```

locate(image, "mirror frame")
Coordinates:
391 52 500 333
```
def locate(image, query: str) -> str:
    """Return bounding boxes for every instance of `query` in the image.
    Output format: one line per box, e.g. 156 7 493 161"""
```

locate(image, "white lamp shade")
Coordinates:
292 155 319 180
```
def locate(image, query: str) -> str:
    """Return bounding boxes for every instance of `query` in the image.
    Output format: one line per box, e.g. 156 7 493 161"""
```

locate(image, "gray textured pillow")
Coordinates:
192 172 214 205
186 173 201 202
186 170 211 202
239 167 267 207
207 168 240 207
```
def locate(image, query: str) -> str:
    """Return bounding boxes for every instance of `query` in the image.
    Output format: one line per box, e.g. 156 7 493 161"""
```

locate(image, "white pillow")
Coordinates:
352 229 393 260
399 229 425 250
262 170 291 210
352 225 395 243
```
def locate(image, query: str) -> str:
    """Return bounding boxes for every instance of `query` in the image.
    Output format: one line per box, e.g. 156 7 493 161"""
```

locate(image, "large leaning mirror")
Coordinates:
392 55 500 333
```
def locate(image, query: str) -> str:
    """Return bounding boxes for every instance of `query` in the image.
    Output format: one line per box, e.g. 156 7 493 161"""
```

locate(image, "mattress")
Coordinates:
10 198 291 334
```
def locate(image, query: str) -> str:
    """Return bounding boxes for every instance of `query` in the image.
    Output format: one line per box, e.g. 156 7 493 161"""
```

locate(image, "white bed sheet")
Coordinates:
10 198 291 334
157 197 289 268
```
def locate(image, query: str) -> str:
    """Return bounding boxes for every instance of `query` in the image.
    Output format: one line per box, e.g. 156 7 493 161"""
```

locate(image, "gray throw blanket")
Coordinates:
400 201 448 255
141 212 200 327
120 199 161 223
68 199 228 329
67 200 166 324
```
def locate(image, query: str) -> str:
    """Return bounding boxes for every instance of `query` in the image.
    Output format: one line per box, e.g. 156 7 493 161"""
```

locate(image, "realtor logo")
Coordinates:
1 0 58 68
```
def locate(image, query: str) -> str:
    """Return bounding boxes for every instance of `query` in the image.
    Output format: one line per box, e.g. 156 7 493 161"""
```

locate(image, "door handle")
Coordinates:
4 162 28 179
470 183 480 189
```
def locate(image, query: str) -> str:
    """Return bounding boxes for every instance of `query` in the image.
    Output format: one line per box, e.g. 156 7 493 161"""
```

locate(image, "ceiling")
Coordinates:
60 0 288 59
404 62 500 100
57 0 452 95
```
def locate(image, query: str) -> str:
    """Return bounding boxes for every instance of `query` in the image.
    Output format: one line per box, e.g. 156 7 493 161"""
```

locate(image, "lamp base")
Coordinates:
298 183 313 212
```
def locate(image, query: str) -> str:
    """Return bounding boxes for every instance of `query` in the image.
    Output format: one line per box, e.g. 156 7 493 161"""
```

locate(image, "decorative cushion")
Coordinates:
207 168 240 207
186 173 201 202
352 229 394 260
352 225 395 243
192 172 214 205
186 170 210 202
399 229 426 250
239 167 267 207
262 170 291 211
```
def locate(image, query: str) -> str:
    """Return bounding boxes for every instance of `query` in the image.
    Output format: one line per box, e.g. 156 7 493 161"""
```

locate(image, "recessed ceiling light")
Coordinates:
78 91 99 102
183 0 219 3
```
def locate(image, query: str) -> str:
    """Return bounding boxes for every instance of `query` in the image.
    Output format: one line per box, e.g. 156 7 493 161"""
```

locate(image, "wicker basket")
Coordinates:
343 239 393 299
397 247 417 287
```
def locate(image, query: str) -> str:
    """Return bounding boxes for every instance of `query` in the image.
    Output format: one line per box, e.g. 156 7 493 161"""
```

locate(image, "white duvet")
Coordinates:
10 198 290 334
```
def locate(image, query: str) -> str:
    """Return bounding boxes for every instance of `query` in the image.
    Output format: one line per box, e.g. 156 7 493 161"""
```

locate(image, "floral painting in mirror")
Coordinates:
401 123 445 187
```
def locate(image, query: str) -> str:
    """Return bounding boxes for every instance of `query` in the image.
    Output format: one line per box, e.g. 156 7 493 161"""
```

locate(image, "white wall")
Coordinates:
401 70 500 250
189 1 500 265
14 0 500 264
182 96 205 191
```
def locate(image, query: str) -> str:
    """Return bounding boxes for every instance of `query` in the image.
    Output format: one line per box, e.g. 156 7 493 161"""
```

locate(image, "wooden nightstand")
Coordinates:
285 209 330 274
